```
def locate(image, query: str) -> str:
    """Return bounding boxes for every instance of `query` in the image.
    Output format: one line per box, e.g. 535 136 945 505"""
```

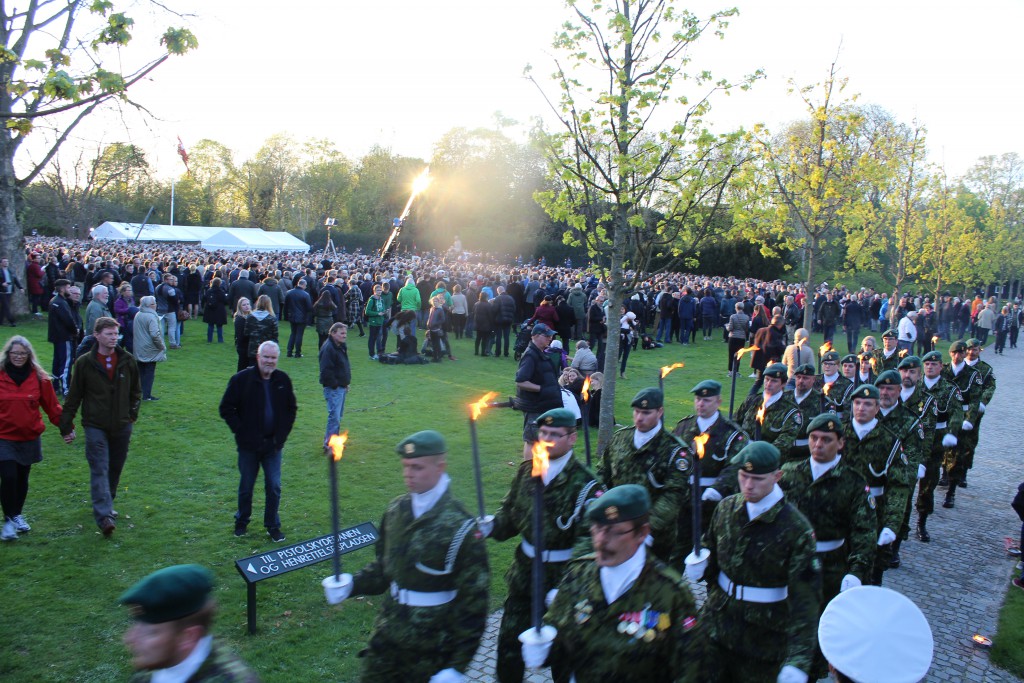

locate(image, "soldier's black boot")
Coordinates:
938 469 949 487
889 539 902 568
917 514 931 542
943 483 957 508
959 473 968 488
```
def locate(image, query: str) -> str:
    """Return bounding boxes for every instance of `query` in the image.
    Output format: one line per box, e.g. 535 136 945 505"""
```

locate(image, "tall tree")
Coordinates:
529 0 756 451
0 1 195 311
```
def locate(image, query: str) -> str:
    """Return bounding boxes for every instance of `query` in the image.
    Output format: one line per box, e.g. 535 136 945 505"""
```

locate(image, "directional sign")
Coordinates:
234 522 378 584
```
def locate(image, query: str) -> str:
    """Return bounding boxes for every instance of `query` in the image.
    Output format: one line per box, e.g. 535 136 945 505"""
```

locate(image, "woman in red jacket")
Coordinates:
0 335 63 541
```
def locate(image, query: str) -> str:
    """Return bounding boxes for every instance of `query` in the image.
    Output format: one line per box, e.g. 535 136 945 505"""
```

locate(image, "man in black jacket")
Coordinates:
319 323 351 450
492 286 517 358
219 341 298 542
48 279 80 397
514 323 562 458
284 278 312 358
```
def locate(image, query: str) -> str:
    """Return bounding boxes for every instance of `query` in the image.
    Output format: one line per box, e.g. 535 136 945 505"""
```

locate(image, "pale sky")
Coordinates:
23 0 1024 181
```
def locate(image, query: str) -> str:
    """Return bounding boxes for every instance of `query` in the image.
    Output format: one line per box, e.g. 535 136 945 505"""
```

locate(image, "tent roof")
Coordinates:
91 222 309 252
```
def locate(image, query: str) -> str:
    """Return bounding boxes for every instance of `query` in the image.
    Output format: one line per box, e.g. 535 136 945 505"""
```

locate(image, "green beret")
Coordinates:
119 565 213 624
858 352 874 361
821 351 840 363
881 329 898 339
949 341 966 353
965 338 982 349
730 441 781 475
850 384 880 400
762 363 788 379
921 351 942 364
874 370 901 386
897 355 922 369
536 408 577 428
841 354 858 365
587 484 650 524
807 413 843 436
793 363 816 376
631 387 664 410
396 430 447 458
690 380 722 398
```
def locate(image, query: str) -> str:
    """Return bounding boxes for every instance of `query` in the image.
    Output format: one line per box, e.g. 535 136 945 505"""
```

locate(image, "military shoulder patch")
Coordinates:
676 455 691 472
793 411 803 425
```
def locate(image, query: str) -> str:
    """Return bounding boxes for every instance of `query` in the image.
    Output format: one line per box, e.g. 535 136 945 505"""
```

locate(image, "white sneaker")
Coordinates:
11 514 29 532
748 372 757 378
1 519 17 541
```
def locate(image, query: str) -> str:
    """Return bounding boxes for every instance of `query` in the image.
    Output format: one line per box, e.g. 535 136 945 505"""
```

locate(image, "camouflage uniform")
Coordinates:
784 389 826 463
671 412 748 562
813 374 855 417
962 358 996 475
129 640 261 682
700 493 821 682
351 488 489 683
490 456 603 683
546 552 699 683
916 377 964 510
735 393 802 459
599 427 689 561
780 458 875 679
872 349 901 374
878 403 927 542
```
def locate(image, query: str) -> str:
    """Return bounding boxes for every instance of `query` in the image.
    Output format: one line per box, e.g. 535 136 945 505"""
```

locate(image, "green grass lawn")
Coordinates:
992 570 1024 677
0 319 839 682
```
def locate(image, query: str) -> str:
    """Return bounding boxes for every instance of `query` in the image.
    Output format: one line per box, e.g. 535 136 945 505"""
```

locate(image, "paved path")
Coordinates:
466 349 1023 682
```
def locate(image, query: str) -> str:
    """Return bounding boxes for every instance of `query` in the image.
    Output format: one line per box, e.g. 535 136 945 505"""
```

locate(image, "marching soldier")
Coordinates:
735 363 802 463
913 352 964 520
855 352 876 387
960 338 996 487
672 379 749 562
530 485 700 682
686 441 821 683
940 340 980 494
840 384 911 586
815 351 854 417
873 329 901 373
780 413 876 681
329 431 490 683
480 408 604 683
599 388 689 562
786 363 826 463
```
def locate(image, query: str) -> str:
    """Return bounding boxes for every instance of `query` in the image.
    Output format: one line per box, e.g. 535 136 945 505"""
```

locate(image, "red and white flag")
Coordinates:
177 136 190 174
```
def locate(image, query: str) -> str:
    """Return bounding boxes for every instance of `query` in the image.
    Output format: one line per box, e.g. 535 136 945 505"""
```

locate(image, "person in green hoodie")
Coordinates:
397 278 421 338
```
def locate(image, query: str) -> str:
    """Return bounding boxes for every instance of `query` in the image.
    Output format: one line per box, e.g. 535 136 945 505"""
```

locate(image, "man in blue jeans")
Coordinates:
319 323 351 449
219 341 297 542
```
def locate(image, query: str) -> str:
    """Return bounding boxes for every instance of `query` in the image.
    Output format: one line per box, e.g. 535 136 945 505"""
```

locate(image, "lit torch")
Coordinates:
580 376 592 467
899 348 909 358
327 431 348 581
468 391 499 520
818 340 833 373
658 362 685 394
530 440 553 632
729 346 759 420
692 434 710 556
931 335 939 351
755 404 766 441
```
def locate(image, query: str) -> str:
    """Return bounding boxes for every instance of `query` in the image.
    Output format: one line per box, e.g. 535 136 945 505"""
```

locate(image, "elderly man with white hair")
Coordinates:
133 296 166 402
896 311 917 353
84 284 110 337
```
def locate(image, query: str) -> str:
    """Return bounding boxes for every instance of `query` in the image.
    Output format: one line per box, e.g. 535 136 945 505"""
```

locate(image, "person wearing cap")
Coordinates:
818 585 933 682
940 340 981 492
120 564 260 682
479 408 604 683
515 322 563 458
839 354 858 382
735 363 802 461
534 484 699 682
671 379 749 562
688 441 820 683
915 351 965 513
779 413 875 680
814 351 854 418
854 352 875 388
955 338 996 489
785 363 826 463
331 430 489 683
873 329 900 374
598 388 690 562
47 278 79 397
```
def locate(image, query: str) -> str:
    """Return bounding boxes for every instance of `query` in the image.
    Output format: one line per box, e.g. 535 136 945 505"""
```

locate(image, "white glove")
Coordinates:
840 574 862 592
429 669 467 683
644 534 654 547
777 665 809 683
545 588 558 607
877 527 897 546
701 488 723 502
917 464 926 479
979 402 986 414
477 515 494 538
519 625 557 668
322 573 353 605
962 420 974 431
942 433 958 448
684 548 710 582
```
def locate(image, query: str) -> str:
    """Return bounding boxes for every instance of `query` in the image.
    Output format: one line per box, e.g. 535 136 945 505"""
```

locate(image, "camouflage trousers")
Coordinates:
701 636 783 683
915 450 944 516
359 644 454 683
869 495 893 586
498 558 570 683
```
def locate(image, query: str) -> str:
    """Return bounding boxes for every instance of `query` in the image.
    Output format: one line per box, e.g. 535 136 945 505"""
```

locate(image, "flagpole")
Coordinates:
170 179 175 227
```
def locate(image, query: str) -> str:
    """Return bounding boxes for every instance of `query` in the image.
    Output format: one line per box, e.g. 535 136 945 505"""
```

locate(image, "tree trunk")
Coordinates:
802 235 819 330
596 212 627 456
0 134 24 316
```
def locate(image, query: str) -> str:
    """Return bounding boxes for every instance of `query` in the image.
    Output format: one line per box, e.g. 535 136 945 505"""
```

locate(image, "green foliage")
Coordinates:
161 28 199 55
93 12 135 49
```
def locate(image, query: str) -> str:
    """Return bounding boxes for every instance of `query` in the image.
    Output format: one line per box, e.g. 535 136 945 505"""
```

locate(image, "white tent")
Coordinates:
91 222 309 252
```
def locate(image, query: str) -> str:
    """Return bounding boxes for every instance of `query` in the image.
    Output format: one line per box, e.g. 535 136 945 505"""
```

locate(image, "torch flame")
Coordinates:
469 391 499 420
660 362 685 379
932 335 939 345
694 433 709 459
899 349 909 358
531 440 553 478
328 431 349 462
820 341 833 357
735 345 760 360
823 383 831 396
581 376 591 402
756 405 766 424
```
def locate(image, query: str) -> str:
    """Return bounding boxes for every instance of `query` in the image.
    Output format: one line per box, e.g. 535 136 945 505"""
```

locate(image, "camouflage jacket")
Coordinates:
813 374 855 416
968 359 996 405
735 393 802 457
780 459 876 583
599 426 690 560
872 349 901 374
672 412 749 497
701 492 821 673
785 389 828 464
546 550 699 683
128 639 261 682
351 487 489 673
920 377 965 449
491 453 603 592
841 422 911 533
878 403 927 468
942 363 982 423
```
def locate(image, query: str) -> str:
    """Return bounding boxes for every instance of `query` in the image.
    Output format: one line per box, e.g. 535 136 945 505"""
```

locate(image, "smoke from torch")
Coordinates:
660 362 685 379
328 431 348 462
532 440 553 478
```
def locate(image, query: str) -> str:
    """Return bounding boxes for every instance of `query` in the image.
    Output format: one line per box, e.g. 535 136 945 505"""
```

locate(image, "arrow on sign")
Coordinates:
247 563 257 574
